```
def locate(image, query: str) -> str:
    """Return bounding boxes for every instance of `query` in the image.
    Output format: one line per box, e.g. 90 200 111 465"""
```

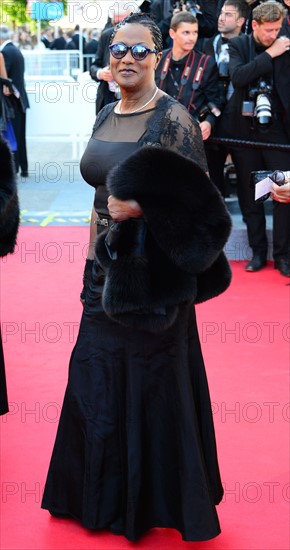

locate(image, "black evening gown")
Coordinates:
41 99 224 542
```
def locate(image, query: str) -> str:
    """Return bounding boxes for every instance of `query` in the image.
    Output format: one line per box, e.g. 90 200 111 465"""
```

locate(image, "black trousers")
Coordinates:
11 110 28 174
205 142 230 198
231 121 290 260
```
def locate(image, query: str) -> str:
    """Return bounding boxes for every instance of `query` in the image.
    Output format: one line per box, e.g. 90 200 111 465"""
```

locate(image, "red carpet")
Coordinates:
0 227 289 550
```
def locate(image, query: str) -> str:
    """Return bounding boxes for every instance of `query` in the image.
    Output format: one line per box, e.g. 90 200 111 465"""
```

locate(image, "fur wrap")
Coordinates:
0 135 19 257
95 146 232 333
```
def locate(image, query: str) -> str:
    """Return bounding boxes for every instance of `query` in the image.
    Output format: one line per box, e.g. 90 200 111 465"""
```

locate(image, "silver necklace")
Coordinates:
116 87 158 115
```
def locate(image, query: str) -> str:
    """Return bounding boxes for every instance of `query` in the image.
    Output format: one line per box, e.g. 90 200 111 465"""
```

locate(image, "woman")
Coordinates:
0 52 9 89
0 52 17 152
41 13 232 542
0 134 20 415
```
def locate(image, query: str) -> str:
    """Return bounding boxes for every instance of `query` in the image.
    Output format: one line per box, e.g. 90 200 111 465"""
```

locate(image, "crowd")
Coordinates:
89 0 290 276
7 24 100 54
1 1 290 545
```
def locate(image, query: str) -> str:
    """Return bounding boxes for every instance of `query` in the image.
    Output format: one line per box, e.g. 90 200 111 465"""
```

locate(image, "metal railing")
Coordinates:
22 50 86 79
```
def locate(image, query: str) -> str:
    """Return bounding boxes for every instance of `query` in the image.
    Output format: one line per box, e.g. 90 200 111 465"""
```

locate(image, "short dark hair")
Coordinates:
222 0 250 19
170 11 198 31
110 12 163 52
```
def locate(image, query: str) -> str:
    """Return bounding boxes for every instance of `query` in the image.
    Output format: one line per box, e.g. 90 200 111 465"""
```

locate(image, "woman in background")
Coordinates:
0 134 20 415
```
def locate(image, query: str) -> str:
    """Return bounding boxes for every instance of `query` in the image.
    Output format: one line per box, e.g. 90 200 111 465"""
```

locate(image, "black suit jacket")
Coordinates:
85 39 99 70
50 36 66 50
90 28 115 114
1 42 29 110
218 33 290 140
71 33 86 51
41 36 51 48
85 39 99 55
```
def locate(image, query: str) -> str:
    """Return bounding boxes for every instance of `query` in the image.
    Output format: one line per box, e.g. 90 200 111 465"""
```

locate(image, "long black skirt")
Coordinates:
41 280 223 542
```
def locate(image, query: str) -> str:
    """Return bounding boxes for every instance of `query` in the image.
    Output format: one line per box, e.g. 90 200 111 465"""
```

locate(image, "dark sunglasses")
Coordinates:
109 42 158 61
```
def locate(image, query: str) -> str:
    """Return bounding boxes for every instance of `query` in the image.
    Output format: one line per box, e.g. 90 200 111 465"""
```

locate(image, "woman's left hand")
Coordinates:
107 195 143 221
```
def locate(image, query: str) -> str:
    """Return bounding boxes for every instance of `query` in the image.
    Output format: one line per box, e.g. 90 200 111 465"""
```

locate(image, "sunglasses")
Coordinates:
109 42 158 61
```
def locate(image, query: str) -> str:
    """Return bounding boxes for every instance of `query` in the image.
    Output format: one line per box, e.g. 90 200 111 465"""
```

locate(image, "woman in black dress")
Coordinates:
41 13 232 542
0 134 19 415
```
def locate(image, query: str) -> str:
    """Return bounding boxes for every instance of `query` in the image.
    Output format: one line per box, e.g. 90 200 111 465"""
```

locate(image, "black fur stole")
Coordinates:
0 135 19 257
95 146 232 332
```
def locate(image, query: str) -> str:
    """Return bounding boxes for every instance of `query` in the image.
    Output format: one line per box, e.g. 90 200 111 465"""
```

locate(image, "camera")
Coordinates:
173 1 202 16
254 89 272 126
250 170 287 202
242 80 272 127
185 0 202 16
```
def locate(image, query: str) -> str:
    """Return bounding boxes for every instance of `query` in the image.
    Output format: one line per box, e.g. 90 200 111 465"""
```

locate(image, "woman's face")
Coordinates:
110 23 161 91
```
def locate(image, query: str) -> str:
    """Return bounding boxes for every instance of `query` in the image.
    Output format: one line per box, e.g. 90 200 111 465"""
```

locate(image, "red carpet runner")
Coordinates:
0 227 289 550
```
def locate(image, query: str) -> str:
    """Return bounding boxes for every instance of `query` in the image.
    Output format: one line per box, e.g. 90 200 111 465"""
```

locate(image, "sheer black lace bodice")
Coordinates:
80 96 208 215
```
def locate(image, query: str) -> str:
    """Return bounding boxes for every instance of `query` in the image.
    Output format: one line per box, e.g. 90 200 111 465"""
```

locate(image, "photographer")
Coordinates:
218 0 290 276
155 11 221 141
203 0 249 196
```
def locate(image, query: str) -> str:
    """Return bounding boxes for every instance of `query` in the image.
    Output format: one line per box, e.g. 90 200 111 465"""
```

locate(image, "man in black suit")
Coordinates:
85 30 99 55
71 25 86 51
41 27 53 48
0 25 29 177
219 0 290 276
50 29 66 50
203 0 248 196
84 29 99 70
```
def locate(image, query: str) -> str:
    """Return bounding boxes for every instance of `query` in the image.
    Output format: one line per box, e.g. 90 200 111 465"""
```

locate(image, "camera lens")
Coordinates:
255 93 272 126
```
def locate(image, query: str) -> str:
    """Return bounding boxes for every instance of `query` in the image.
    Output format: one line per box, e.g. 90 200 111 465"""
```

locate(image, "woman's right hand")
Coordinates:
107 195 143 221
3 85 11 96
